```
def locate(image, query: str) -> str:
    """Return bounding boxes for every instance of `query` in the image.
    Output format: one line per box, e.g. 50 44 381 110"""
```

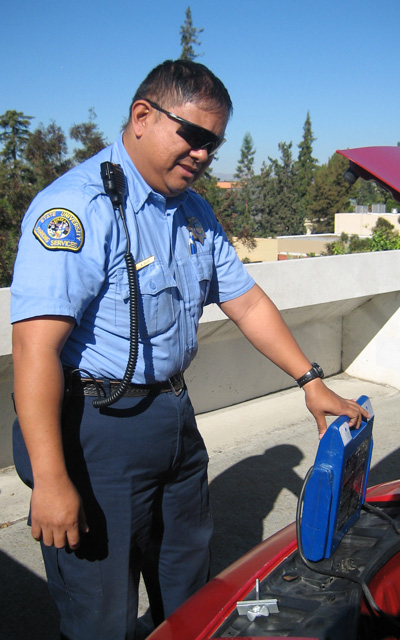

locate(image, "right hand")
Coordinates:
30 477 89 550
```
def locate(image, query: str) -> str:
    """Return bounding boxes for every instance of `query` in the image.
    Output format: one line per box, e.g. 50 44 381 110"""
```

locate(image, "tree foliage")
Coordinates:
295 112 317 195
1 102 399 287
306 153 354 232
324 219 400 255
0 109 107 287
267 142 303 235
295 112 318 220
233 132 256 235
70 109 108 164
234 132 256 183
0 110 33 166
25 121 71 190
179 6 203 61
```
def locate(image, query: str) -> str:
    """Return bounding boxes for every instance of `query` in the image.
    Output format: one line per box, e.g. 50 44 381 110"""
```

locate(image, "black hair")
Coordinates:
126 59 233 124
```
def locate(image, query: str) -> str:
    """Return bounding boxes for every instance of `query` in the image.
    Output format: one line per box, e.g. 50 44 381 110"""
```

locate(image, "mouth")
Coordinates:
177 162 199 178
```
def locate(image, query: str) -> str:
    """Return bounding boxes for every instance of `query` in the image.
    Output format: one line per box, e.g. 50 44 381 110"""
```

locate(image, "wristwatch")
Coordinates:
296 363 324 388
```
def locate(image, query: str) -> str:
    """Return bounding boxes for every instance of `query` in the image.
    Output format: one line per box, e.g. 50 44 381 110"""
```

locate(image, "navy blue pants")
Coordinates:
13 387 212 639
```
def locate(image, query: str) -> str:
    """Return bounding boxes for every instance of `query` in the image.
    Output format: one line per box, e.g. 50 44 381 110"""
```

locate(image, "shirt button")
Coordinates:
150 281 157 290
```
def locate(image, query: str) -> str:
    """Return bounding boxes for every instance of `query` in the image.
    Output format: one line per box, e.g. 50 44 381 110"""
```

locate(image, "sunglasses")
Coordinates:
146 100 226 156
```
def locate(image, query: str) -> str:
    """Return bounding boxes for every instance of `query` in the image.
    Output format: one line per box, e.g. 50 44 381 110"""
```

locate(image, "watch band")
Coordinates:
296 362 324 388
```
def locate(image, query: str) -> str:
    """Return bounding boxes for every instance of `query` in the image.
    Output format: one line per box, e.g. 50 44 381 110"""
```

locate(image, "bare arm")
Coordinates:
220 284 368 438
13 316 88 549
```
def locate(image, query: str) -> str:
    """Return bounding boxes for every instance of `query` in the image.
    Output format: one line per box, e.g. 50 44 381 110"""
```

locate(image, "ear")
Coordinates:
130 101 152 139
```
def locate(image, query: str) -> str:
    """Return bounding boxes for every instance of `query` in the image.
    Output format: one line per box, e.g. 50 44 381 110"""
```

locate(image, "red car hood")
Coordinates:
337 146 400 203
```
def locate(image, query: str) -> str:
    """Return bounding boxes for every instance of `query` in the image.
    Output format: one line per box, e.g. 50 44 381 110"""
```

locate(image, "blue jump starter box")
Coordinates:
300 396 374 561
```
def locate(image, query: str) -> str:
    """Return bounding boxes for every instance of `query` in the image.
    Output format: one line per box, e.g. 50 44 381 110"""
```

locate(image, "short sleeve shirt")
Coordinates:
11 134 255 383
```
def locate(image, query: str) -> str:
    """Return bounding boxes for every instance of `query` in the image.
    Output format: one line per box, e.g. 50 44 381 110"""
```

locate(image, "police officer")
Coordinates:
11 60 368 640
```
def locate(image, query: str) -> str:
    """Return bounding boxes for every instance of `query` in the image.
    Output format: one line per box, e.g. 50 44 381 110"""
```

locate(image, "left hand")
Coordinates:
303 378 370 439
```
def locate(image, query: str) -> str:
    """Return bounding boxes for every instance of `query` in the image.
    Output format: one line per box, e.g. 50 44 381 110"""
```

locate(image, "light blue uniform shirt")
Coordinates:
11 134 255 383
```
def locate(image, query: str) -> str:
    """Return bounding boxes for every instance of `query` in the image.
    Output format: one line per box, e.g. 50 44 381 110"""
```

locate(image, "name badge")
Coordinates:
136 256 155 270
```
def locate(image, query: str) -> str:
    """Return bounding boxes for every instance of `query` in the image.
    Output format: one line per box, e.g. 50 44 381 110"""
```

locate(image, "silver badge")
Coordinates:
186 217 205 245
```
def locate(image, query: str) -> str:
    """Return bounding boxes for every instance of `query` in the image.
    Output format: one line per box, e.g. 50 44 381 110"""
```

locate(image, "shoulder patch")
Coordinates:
33 208 85 252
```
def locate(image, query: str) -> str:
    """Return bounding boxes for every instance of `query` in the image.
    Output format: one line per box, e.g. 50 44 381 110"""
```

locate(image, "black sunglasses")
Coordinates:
146 100 226 156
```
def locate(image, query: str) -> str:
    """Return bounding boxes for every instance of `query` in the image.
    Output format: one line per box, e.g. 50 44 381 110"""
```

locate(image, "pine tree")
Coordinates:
250 161 278 237
235 133 256 183
0 110 33 167
179 6 203 61
295 112 318 226
234 132 256 234
267 142 303 236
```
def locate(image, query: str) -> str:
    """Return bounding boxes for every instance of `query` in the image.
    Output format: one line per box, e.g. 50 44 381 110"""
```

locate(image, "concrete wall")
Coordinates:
1 250 400 467
186 250 400 412
0 288 14 469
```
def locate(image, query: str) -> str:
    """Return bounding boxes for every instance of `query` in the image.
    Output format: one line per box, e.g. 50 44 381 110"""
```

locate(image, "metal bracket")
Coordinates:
236 579 279 621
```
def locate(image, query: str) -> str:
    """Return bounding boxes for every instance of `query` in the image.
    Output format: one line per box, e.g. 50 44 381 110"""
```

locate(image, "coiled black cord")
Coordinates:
92 204 139 408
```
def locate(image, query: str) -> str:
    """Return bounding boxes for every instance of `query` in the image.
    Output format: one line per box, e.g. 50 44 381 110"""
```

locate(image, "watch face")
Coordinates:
312 363 324 379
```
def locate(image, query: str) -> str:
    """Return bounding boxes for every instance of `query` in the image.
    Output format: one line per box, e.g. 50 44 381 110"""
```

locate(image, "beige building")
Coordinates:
335 211 400 236
233 234 338 262
233 211 400 263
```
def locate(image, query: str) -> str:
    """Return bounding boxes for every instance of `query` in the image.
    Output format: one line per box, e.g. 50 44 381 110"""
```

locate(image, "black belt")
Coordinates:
66 372 185 398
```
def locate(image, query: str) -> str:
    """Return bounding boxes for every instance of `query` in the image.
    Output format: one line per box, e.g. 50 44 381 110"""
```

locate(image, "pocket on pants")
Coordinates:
44 544 104 598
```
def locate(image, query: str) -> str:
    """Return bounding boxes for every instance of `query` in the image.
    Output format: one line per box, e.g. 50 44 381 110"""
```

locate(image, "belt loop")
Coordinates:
63 369 72 404
103 377 111 399
168 376 182 397
169 373 185 396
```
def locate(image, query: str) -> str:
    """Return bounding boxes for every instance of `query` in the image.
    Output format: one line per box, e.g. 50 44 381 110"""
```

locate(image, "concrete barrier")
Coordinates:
1 250 400 467
0 288 14 469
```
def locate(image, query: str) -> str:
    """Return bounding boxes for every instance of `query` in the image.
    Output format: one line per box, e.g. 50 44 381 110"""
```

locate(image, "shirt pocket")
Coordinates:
188 253 214 305
116 262 178 338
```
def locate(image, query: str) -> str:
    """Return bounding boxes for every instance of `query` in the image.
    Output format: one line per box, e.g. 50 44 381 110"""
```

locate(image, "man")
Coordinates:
11 60 367 640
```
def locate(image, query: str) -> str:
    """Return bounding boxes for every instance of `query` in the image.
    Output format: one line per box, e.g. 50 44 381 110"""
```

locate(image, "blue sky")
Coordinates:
2 0 399 177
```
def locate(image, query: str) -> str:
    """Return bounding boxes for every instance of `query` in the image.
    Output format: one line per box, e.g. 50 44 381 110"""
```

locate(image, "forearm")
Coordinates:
13 343 67 483
220 284 368 437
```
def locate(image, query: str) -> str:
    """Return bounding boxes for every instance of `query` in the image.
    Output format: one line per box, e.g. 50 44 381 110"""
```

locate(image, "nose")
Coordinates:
189 147 210 163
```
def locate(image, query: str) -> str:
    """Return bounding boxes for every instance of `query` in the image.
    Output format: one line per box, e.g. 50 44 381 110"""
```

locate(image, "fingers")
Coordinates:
343 399 370 430
31 521 43 543
68 507 89 551
66 522 82 551
30 485 89 550
304 381 371 440
31 518 89 550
